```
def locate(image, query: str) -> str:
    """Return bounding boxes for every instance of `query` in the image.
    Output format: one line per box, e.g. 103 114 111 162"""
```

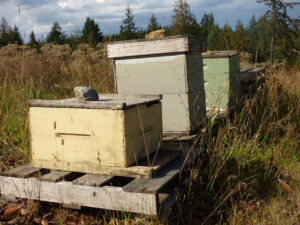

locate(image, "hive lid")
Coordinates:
29 94 162 110
107 35 207 58
202 50 238 58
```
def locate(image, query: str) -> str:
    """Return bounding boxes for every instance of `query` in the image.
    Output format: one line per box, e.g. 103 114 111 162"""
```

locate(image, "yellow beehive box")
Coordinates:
29 94 162 173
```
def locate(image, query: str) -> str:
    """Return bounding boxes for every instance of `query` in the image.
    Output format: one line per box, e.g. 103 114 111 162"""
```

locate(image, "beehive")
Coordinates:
202 51 240 110
29 94 162 172
107 35 207 134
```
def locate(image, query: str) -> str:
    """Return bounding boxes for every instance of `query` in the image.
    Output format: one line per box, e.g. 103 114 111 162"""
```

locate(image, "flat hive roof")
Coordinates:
29 94 162 110
202 50 239 58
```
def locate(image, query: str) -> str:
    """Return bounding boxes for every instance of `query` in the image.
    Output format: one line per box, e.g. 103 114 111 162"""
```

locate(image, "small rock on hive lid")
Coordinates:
74 86 99 101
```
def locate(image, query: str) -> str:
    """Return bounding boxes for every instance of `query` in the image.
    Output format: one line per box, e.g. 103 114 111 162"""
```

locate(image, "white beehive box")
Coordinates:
107 35 207 134
29 94 162 172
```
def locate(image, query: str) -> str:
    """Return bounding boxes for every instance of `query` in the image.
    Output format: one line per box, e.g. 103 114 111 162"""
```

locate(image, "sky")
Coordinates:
0 0 299 42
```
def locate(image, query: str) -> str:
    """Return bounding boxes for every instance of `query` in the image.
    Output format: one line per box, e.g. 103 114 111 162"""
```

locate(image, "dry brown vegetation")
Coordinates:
0 43 299 224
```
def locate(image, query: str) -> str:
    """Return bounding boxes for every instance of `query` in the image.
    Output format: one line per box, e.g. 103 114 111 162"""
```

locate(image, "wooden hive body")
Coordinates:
107 35 207 134
202 51 240 110
29 94 162 172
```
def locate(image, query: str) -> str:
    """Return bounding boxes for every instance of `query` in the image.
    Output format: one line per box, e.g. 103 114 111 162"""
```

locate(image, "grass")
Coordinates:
0 43 299 224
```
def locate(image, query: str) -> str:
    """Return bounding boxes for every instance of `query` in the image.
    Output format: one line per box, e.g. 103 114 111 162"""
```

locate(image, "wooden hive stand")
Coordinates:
0 142 204 217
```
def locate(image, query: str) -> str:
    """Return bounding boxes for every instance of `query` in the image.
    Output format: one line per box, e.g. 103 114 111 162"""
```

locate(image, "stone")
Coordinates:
74 86 99 101
145 30 165 39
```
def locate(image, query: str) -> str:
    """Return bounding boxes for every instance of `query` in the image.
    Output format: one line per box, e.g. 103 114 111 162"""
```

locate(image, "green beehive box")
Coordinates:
107 35 207 134
202 51 240 110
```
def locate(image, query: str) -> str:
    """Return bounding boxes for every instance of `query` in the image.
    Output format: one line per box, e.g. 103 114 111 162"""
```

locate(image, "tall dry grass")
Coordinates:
0 43 114 169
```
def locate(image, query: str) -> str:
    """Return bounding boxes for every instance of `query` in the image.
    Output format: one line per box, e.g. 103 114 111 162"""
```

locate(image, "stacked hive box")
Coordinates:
107 35 207 134
29 94 162 172
202 51 240 111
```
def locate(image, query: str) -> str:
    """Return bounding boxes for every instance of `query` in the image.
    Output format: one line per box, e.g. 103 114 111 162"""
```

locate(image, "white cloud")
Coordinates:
0 0 299 42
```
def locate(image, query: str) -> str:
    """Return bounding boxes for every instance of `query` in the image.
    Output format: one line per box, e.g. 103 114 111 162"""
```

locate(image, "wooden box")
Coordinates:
29 94 162 172
202 51 240 110
107 35 207 134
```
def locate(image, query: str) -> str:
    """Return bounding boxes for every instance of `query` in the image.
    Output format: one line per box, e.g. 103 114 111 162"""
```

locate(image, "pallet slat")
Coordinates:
123 147 203 193
0 176 157 215
72 174 113 187
2 164 43 178
39 170 74 182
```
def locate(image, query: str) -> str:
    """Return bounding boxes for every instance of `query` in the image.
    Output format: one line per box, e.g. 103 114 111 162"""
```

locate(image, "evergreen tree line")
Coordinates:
0 0 299 64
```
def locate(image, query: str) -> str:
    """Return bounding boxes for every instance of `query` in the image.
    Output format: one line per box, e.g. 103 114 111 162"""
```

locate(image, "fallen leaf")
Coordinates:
2 204 23 218
42 219 49 225
278 177 293 193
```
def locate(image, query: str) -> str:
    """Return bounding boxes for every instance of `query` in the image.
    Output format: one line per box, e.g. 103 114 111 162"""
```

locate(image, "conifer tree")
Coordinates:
0 17 12 47
232 20 247 51
82 17 103 47
257 0 300 63
217 24 234 50
147 14 160 32
199 12 215 38
11 25 23 45
247 15 259 62
29 30 38 48
119 5 137 40
207 24 219 50
46 22 66 44
170 0 200 35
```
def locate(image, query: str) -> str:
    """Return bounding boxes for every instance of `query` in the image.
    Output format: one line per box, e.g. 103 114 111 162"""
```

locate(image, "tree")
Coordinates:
28 30 38 48
11 25 23 45
46 22 66 44
232 20 247 51
247 15 259 62
257 0 300 63
256 15 271 62
217 24 234 50
82 17 103 47
147 14 160 32
199 12 215 38
119 5 137 40
207 24 219 50
0 17 12 47
170 0 200 35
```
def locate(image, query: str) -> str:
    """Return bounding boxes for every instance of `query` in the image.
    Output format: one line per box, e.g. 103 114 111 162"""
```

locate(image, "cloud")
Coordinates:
0 0 299 42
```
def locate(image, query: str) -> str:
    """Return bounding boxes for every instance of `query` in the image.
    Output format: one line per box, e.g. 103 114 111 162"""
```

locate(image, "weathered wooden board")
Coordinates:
29 94 162 110
2 164 44 178
202 50 238 58
39 170 75 182
0 176 157 215
72 174 113 187
123 147 203 193
107 35 206 58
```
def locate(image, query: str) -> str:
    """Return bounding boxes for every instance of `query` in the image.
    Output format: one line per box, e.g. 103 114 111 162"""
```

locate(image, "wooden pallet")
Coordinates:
0 147 204 216
162 134 198 150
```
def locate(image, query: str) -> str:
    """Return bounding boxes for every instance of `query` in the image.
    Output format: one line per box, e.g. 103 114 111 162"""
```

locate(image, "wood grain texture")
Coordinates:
39 170 74 182
29 94 161 110
107 35 206 58
0 176 157 215
72 174 113 187
123 147 204 193
202 50 238 58
2 164 44 178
